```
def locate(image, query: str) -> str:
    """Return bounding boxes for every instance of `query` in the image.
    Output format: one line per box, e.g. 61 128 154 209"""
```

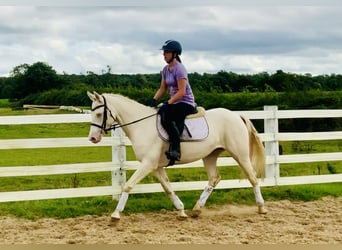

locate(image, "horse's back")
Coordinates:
204 108 248 138
205 108 242 123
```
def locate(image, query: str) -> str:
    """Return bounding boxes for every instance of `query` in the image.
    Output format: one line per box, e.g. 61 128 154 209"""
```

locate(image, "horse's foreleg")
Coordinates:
111 191 129 219
154 167 188 219
111 162 155 220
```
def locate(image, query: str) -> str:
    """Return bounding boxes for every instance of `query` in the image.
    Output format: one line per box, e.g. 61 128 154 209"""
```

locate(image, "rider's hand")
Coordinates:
149 98 156 107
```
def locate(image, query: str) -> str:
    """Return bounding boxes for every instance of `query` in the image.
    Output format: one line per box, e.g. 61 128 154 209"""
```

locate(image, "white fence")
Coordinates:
0 106 341 203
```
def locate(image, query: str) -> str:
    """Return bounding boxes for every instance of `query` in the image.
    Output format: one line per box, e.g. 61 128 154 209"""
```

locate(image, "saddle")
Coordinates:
157 107 209 142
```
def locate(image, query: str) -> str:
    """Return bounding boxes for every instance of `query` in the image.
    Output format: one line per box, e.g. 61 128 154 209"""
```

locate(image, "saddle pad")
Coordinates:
157 115 209 142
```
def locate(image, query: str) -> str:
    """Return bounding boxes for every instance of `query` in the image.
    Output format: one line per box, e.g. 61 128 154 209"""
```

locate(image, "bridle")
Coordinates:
90 95 116 133
90 95 157 133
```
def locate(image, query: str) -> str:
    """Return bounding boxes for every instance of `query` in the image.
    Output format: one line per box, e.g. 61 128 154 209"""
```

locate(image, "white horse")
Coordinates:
87 91 267 220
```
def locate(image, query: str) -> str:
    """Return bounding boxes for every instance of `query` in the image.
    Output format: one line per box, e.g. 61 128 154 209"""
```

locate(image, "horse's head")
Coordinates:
87 91 116 143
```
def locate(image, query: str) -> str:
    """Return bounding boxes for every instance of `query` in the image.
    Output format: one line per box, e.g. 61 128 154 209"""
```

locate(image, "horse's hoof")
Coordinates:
258 206 268 214
189 209 202 218
110 216 120 222
111 210 121 220
177 209 188 220
177 215 188 221
190 202 202 218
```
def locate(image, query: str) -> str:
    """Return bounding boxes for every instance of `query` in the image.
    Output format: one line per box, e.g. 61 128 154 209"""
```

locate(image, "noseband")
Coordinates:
91 95 157 133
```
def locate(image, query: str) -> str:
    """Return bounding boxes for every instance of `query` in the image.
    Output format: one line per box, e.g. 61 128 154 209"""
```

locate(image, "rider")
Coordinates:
150 40 196 166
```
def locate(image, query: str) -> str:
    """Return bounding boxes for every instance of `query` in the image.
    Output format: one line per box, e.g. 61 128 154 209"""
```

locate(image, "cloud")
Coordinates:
0 5 342 76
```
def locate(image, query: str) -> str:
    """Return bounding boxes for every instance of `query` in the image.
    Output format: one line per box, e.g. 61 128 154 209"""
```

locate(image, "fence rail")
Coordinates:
0 106 341 203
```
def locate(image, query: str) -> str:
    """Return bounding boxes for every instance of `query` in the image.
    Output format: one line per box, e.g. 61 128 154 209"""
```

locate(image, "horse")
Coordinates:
87 91 267 220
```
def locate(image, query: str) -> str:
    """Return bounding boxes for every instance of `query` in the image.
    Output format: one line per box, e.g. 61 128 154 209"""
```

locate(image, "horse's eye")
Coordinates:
96 113 102 118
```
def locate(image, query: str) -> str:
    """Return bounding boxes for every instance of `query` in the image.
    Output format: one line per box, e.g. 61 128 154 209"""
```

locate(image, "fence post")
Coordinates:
264 105 280 185
111 127 126 200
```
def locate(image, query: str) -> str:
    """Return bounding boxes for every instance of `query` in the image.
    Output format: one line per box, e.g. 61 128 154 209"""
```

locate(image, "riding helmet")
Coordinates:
160 40 182 55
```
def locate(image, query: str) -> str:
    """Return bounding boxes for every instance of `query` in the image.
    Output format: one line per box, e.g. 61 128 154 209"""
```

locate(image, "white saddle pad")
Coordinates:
157 115 209 142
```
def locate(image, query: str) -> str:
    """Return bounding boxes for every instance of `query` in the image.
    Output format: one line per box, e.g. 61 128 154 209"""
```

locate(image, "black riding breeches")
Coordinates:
158 102 195 135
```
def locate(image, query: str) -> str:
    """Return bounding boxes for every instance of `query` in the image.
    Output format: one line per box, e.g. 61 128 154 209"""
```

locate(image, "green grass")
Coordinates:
0 123 90 139
280 140 342 154
0 107 341 220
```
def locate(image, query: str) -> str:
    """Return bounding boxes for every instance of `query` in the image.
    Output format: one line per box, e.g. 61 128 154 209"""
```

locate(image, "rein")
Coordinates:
91 95 157 133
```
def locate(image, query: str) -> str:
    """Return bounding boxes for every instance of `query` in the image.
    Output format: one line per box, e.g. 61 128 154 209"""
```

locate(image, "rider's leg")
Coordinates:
159 103 194 165
159 108 181 164
165 121 181 162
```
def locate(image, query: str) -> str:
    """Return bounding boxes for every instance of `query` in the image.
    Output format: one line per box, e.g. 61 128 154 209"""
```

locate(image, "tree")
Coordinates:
10 62 63 99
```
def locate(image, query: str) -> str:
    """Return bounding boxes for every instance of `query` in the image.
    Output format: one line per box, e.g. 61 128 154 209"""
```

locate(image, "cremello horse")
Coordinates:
87 91 267 220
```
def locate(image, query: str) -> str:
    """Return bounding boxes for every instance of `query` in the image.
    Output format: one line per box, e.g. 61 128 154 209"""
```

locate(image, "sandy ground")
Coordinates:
0 196 341 244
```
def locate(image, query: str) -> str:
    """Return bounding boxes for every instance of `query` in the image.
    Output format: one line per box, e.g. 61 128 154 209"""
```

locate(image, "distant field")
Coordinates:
0 99 9 108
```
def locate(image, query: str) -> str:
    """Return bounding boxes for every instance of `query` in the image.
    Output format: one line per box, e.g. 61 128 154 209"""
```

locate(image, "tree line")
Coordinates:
0 61 341 132
1 61 342 105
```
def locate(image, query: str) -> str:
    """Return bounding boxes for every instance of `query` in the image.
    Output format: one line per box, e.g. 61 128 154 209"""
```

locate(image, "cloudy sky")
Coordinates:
1 1 342 76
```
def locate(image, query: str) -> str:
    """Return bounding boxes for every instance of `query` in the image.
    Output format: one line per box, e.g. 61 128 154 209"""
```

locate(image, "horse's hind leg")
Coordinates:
153 167 188 219
191 149 222 217
237 157 267 214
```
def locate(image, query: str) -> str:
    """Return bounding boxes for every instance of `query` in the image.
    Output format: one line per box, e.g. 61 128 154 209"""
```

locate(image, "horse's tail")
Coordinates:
240 115 265 178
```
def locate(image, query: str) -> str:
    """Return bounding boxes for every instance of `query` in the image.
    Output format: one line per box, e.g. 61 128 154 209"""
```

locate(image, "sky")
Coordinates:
1 1 342 76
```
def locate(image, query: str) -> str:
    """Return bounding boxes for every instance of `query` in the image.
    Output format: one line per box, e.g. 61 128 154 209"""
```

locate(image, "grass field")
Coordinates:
0 104 341 219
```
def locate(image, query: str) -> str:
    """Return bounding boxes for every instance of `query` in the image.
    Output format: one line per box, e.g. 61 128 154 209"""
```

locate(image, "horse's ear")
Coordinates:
93 91 102 102
87 91 102 102
87 91 95 101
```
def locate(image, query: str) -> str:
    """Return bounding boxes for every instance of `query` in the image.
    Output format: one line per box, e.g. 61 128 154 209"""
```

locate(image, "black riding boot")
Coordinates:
165 121 181 165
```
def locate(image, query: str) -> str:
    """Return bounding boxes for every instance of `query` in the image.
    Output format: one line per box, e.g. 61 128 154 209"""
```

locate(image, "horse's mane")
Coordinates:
102 93 148 108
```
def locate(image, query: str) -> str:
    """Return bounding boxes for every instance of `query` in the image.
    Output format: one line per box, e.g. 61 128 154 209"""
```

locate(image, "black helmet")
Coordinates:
160 40 182 55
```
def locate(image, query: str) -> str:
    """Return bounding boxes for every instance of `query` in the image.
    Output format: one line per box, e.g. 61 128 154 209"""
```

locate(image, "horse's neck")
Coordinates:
105 94 155 136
